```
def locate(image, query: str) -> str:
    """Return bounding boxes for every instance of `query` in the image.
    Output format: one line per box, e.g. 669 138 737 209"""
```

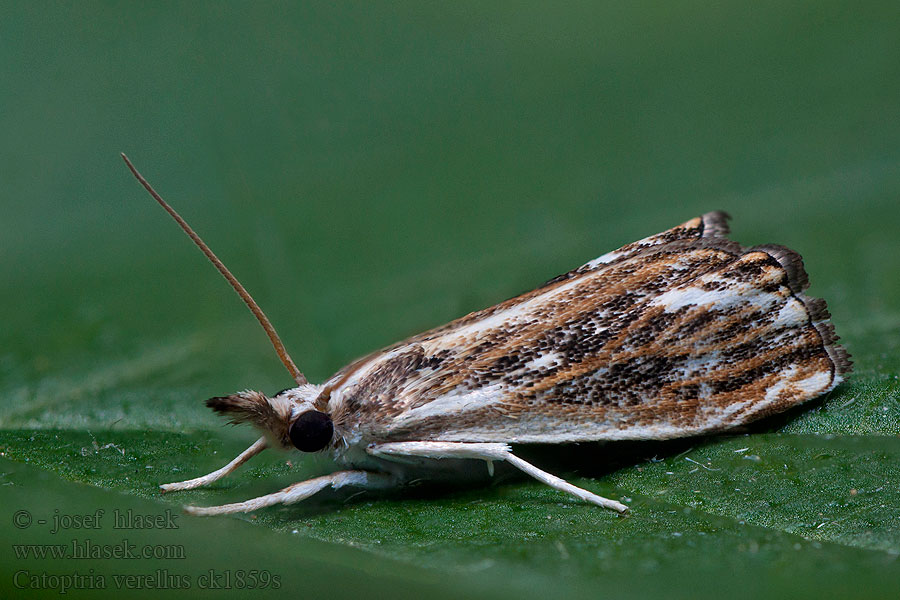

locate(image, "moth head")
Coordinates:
206 385 333 452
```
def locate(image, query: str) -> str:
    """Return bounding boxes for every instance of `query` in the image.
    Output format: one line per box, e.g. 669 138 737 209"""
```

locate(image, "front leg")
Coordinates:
161 436 268 493
184 470 395 516
368 441 628 513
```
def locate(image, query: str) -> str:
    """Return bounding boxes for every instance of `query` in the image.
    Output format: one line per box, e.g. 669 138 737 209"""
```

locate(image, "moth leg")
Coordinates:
183 470 394 516
160 436 268 493
368 441 628 513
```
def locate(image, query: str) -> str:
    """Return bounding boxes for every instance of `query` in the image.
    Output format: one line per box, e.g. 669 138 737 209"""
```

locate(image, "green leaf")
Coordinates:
2 2 899 599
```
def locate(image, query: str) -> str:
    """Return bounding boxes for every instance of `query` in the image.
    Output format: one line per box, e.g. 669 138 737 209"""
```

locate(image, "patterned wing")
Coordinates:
322 213 850 444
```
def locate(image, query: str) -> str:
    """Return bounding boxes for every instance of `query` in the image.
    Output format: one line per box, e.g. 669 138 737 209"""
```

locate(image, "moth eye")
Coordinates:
273 388 292 397
288 410 333 452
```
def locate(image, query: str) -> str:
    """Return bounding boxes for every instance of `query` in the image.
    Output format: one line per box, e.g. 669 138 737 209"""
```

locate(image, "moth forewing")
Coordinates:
323 238 850 446
123 158 849 516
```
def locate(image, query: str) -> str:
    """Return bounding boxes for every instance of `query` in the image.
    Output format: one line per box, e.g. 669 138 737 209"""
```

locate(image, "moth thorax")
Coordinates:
288 410 333 452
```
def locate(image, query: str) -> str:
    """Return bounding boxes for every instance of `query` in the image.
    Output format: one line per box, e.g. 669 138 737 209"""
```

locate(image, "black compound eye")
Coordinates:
289 410 333 452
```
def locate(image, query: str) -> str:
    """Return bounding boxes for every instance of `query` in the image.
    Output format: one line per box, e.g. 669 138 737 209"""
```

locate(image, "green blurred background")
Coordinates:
1 2 899 598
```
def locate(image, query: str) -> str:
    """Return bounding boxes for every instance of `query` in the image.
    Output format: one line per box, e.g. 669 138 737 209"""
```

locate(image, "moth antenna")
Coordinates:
121 153 308 385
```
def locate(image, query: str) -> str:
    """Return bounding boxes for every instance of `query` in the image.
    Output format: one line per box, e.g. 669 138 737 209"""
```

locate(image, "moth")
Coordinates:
122 155 851 515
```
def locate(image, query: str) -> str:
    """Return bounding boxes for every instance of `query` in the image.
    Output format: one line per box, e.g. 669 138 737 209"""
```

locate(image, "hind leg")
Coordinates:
368 441 628 512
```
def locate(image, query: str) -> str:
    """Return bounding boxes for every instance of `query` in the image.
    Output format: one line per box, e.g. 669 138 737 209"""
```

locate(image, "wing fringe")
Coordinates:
748 243 852 377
